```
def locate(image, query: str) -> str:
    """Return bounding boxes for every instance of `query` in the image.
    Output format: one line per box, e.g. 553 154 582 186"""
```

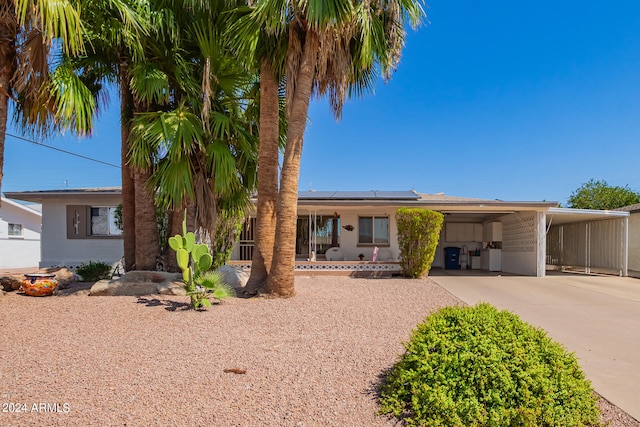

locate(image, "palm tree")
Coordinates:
228 11 288 294
127 1 260 258
0 0 85 200
234 0 426 297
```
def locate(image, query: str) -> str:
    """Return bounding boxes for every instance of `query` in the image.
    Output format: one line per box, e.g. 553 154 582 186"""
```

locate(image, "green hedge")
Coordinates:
396 208 444 278
379 304 600 426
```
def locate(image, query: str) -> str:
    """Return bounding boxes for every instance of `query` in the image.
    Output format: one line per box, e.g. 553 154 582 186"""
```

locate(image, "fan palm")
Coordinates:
127 0 259 262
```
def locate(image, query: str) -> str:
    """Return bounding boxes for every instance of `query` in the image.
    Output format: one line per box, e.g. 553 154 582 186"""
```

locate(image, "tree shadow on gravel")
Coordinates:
136 296 191 311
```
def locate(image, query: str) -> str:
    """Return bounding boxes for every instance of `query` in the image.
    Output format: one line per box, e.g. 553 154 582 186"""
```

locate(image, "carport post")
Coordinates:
537 211 546 277
623 216 629 276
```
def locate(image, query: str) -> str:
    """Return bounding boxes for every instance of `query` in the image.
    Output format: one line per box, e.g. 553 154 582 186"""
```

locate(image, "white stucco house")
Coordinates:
0 197 42 269
4 188 123 270
5 188 630 277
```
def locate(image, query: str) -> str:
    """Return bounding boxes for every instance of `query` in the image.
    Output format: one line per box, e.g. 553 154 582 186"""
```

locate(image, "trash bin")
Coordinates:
444 247 461 270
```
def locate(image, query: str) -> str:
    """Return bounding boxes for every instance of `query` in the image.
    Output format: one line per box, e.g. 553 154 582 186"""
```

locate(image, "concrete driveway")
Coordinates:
429 269 640 421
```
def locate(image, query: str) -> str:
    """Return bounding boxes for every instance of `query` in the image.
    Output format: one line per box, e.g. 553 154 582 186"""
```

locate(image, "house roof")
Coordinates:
616 203 640 213
299 190 420 200
6 187 560 212
3 187 121 203
1 197 42 217
297 190 559 212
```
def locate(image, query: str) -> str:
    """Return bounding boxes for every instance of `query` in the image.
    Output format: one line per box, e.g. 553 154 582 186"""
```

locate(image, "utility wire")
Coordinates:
7 133 121 169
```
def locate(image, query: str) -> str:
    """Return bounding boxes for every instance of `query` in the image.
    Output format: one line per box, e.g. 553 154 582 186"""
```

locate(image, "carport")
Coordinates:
545 207 629 276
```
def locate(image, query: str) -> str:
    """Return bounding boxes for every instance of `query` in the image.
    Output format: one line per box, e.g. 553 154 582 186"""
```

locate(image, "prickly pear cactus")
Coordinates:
168 212 233 309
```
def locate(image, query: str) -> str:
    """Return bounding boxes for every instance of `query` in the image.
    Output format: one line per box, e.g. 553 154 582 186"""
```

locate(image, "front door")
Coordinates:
296 214 340 259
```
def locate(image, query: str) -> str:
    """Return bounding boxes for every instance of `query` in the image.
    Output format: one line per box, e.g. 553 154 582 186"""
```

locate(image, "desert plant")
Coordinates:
396 208 444 277
168 213 235 309
379 303 601 426
76 261 112 282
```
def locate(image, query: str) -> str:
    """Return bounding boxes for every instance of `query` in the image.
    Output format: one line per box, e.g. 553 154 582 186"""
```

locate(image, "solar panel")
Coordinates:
298 191 419 200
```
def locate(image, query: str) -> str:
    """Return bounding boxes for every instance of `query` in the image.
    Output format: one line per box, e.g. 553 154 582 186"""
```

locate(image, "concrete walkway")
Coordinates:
429 269 640 421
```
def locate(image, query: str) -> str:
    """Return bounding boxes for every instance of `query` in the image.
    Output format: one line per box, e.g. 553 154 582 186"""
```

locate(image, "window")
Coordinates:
8 223 23 237
358 216 389 245
67 205 122 239
91 207 122 236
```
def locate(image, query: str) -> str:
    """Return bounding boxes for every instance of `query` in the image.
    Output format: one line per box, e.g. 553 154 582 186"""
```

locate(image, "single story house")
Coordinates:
5 188 630 277
4 188 123 270
234 190 629 277
0 197 42 269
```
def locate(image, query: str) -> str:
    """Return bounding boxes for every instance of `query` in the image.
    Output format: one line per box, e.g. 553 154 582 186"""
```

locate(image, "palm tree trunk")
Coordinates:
266 31 318 297
119 62 136 271
133 163 160 270
245 58 280 295
0 72 9 203
0 2 16 204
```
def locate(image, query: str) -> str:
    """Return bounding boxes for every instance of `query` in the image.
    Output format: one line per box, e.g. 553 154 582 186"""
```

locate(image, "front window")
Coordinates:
91 207 122 236
358 216 389 245
8 223 23 237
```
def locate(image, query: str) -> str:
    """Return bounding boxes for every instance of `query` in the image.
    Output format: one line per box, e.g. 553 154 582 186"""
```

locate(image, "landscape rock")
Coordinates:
89 271 183 296
217 265 249 290
157 280 187 296
0 276 22 292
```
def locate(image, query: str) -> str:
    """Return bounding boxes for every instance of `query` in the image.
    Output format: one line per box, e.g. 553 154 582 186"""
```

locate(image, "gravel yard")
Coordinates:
1 276 637 426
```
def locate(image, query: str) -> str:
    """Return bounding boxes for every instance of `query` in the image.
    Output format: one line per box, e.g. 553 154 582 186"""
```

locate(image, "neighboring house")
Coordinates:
616 203 640 276
4 188 123 270
5 188 630 277
0 197 42 269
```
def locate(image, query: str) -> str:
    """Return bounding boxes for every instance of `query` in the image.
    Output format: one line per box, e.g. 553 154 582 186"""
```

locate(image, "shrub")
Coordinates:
76 261 112 282
379 304 600 426
396 208 444 277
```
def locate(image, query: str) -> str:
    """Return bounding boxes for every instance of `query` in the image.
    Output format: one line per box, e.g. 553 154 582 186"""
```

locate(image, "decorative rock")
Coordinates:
217 265 249 290
89 271 183 296
0 276 22 292
157 280 187 296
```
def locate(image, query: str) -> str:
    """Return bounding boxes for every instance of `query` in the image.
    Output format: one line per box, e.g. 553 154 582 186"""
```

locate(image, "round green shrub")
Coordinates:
379 303 600 426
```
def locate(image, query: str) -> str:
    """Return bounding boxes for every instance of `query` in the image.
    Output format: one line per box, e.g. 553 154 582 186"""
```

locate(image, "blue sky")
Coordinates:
4 0 640 205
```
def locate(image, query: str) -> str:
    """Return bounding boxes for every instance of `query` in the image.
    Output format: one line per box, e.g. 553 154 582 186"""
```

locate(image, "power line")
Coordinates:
7 133 121 169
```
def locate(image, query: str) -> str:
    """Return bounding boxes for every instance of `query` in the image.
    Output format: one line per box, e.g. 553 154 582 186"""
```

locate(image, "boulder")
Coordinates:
217 265 249 290
89 271 184 296
0 276 22 292
37 267 76 288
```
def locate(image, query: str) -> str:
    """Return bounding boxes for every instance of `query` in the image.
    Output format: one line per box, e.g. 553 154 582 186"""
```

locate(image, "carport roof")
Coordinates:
546 207 629 225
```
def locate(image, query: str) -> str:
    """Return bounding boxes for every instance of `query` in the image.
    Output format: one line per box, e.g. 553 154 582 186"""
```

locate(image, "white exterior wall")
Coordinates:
500 211 545 276
298 206 401 261
40 196 123 268
628 213 640 272
0 199 41 268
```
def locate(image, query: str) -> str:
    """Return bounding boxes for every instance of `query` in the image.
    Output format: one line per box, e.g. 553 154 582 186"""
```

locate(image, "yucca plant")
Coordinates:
168 212 235 309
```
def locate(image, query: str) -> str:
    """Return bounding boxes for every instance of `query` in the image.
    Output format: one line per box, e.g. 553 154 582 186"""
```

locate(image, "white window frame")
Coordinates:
8 223 23 238
358 216 390 246
90 206 122 236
